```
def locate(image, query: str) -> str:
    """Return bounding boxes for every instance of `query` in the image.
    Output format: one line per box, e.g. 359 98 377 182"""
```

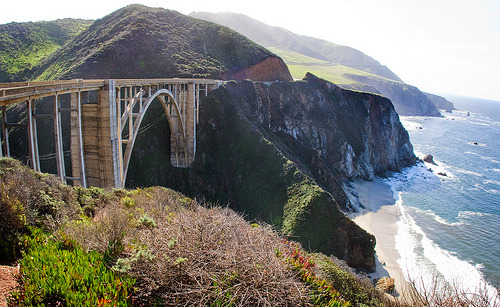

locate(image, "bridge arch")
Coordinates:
120 88 188 187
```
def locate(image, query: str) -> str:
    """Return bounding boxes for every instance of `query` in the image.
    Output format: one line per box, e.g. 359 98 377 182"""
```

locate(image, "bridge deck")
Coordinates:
0 78 221 106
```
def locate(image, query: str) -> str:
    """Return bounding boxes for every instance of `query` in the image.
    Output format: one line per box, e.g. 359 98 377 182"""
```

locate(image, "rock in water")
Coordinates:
423 154 437 165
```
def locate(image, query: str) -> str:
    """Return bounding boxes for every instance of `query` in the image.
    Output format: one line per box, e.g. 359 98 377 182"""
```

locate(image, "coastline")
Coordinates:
348 179 409 296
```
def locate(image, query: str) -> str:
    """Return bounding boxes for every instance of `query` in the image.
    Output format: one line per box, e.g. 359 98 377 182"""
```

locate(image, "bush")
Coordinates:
0 158 80 262
10 229 135 306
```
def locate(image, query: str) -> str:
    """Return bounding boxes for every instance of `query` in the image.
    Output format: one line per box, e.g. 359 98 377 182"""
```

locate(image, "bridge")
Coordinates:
0 78 222 188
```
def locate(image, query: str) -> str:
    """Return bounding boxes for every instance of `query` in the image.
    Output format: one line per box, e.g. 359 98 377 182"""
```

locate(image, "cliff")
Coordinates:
126 74 416 270
344 74 442 117
424 92 455 111
27 5 291 82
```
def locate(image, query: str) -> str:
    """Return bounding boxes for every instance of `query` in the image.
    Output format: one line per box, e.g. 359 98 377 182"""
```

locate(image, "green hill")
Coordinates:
28 5 291 81
0 18 93 82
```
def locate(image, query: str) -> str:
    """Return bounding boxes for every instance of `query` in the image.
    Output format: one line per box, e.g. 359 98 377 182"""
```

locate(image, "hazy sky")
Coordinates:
2 0 499 101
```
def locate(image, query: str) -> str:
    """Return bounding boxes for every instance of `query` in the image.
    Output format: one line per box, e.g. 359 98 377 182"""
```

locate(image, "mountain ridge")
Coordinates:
190 11 453 116
190 11 403 82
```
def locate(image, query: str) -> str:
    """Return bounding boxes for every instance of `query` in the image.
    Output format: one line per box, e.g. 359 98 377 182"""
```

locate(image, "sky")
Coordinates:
2 0 500 101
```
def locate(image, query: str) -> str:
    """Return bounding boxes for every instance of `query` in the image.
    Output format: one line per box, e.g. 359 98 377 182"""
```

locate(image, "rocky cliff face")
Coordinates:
126 74 416 270
344 74 441 117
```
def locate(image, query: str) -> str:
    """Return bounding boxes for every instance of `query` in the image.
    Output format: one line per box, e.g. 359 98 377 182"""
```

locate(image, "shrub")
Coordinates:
0 158 80 262
10 229 135 306
280 241 351 307
313 253 390 306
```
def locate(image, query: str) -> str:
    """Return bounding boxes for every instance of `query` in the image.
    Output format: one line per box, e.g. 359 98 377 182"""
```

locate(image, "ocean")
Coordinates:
388 95 500 300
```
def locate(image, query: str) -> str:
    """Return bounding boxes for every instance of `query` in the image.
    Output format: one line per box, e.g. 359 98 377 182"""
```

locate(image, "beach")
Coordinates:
348 179 408 295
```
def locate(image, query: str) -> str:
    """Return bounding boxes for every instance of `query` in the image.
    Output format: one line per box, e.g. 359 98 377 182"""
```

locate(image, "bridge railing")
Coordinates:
0 80 107 106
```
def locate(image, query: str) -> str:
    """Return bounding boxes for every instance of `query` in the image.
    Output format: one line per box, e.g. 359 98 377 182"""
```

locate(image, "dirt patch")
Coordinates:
0 265 19 307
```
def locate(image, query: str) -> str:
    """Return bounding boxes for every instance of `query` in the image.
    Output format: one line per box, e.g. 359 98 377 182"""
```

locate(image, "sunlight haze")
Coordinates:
3 0 499 101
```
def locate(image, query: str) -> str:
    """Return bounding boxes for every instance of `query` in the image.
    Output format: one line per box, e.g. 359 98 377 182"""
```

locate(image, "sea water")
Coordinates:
388 96 500 300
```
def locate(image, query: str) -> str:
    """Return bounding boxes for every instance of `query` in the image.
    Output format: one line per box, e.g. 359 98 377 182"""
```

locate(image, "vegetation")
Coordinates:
0 18 92 81
11 229 135 306
25 4 281 81
190 12 403 82
1 157 393 306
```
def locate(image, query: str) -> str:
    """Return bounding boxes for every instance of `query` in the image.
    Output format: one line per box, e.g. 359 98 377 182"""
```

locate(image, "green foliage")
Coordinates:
138 213 156 229
113 245 156 273
0 158 80 262
121 196 136 208
20 4 275 81
0 18 92 81
280 240 351 306
11 229 135 306
74 186 115 217
314 254 387 306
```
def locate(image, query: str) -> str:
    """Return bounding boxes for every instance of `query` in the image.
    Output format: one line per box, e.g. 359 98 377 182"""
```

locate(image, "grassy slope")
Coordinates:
268 47 398 89
0 19 92 81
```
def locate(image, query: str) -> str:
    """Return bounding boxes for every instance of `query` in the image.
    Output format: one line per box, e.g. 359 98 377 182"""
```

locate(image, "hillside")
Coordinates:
1 157 399 306
0 18 93 81
190 12 453 116
2 1 417 281
190 12 402 82
27 5 291 81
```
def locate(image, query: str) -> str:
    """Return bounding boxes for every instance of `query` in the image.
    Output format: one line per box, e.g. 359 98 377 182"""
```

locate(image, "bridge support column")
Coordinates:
70 92 87 187
27 99 39 171
53 94 66 182
186 82 196 164
78 81 120 188
1 106 9 157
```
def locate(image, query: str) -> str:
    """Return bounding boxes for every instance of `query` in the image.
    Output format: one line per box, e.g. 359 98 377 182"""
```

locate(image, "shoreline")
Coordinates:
348 179 409 296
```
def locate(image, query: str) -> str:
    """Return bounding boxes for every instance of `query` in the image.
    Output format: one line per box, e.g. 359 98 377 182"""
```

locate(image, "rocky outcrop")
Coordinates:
222 55 292 81
424 92 455 112
344 74 441 117
423 154 437 165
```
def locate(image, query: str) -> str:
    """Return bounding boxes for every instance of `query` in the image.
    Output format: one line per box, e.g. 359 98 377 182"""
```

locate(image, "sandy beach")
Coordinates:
348 179 409 296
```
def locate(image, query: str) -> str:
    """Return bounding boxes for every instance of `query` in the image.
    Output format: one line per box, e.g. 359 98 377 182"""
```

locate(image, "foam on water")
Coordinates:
387 166 499 302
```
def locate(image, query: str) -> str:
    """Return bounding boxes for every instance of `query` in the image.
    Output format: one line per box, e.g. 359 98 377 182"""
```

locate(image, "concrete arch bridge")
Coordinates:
0 78 221 188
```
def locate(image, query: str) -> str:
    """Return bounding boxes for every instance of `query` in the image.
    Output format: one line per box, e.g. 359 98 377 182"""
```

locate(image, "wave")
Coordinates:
458 211 493 219
394 194 499 302
413 208 464 226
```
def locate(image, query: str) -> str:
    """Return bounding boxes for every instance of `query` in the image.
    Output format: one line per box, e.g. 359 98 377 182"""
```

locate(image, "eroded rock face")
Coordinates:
214 73 416 209
222 55 292 82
